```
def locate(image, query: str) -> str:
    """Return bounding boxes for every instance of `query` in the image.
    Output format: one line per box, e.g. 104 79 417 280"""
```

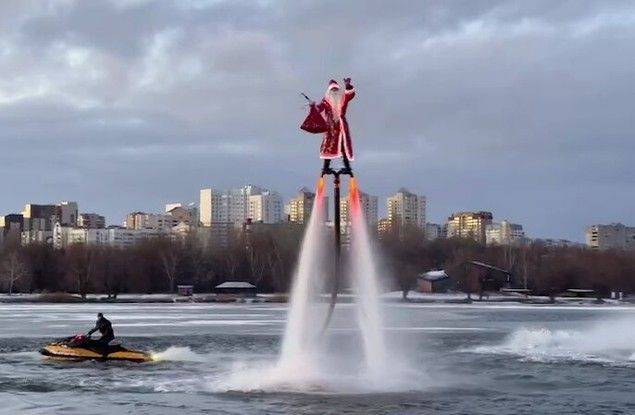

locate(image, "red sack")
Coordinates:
300 104 327 134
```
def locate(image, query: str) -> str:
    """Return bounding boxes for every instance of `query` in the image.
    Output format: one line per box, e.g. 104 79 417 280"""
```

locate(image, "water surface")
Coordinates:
0 303 633 414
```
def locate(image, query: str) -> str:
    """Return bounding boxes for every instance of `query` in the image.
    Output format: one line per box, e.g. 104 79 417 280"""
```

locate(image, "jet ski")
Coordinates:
40 335 153 363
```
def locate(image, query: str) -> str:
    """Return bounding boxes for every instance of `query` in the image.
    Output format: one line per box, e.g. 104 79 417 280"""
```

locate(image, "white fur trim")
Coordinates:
341 127 350 160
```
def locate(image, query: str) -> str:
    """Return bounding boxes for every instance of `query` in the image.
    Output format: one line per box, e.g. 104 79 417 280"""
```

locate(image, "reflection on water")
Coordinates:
0 303 633 414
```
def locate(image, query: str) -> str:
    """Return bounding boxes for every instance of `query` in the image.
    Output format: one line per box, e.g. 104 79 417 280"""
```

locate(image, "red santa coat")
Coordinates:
315 83 356 160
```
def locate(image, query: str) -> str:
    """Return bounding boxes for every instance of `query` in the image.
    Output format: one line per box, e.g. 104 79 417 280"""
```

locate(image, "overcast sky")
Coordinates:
1 0 633 241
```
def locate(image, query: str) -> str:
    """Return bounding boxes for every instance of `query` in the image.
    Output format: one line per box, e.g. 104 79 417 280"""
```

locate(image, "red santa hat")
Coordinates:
328 79 340 90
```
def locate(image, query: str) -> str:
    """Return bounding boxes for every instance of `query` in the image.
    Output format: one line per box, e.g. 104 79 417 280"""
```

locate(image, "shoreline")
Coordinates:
0 291 632 306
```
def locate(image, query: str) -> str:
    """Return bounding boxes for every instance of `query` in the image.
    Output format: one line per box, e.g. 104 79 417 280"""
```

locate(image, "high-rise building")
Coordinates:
56 201 78 227
21 202 78 245
21 201 78 231
199 189 217 226
22 204 56 232
227 185 263 224
446 211 493 244
200 185 266 226
586 223 635 250
78 213 106 229
286 187 327 224
0 214 24 247
340 191 378 228
125 212 178 230
165 202 198 226
387 188 426 232
249 190 283 224
377 218 392 238
486 220 526 245
425 223 442 241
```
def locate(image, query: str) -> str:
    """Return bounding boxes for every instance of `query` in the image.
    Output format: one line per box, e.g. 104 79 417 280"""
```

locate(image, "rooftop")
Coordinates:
215 281 256 289
418 270 449 281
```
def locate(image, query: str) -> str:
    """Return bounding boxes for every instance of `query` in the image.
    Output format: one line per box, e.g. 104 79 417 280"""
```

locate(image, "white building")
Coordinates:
534 238 586 249
165 203 182 213
21 230 53 245
286 187 315 224
586 223 635 250
105 227 168 248
426 223 442 241
446 211 493 244
249 190 283 224
387 188 426 231
340 191 378 228
486 220 526 246
199 189 215 226
200 185 267 226
53 224 170 249
125 212 178 230
165 203 198 226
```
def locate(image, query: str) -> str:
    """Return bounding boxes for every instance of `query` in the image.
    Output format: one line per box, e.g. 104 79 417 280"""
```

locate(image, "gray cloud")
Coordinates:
1 0 633 240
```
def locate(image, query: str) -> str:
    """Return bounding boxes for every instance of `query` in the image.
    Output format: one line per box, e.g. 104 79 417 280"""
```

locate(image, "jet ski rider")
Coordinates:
87 312 115 346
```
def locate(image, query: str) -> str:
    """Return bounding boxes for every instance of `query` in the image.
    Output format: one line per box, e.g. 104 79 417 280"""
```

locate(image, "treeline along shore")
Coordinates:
0 225 633 300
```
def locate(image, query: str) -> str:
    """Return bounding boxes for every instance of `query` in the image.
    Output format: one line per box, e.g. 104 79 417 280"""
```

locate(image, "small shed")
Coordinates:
177 285 194 296
417 270 451 293
215 281 257 297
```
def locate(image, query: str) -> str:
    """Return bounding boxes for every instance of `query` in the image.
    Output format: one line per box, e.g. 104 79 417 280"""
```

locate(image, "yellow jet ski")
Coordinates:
40 335 153 363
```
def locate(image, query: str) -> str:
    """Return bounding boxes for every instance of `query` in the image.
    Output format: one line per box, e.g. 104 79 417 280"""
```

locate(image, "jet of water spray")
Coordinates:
348 178 387 376
279 178 329 366
277 176 387 382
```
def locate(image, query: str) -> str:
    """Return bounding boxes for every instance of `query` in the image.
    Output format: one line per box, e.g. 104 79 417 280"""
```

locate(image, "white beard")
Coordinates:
325 88 343 122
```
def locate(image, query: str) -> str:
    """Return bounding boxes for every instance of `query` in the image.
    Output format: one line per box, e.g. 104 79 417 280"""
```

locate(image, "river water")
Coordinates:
0 302 633 414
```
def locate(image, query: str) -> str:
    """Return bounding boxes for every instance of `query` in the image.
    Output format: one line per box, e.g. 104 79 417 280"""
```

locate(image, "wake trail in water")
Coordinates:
152 346 207 362
467 318 635 366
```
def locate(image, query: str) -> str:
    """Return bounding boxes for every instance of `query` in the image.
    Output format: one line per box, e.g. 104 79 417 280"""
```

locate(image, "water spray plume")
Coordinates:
348 180 387 377
278 191 328 367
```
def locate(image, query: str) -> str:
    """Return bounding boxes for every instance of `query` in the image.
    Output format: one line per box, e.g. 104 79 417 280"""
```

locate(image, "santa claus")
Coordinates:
307 78 355 175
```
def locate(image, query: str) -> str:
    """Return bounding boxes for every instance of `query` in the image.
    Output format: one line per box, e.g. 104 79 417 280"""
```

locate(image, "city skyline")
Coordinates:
1 1 633 242
4 188 612 250
1 180 629 243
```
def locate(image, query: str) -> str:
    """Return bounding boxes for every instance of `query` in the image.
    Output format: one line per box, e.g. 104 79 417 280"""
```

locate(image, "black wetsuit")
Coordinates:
88 316 115 346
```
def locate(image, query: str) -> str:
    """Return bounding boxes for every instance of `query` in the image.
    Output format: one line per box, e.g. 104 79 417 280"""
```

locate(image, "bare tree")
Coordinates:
159 246 179 293
1 224 633 298
66 245 96 299
502 244 517 276
267 244 286 292
247 248 268 288
224 243 244 280
0 251 29 295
